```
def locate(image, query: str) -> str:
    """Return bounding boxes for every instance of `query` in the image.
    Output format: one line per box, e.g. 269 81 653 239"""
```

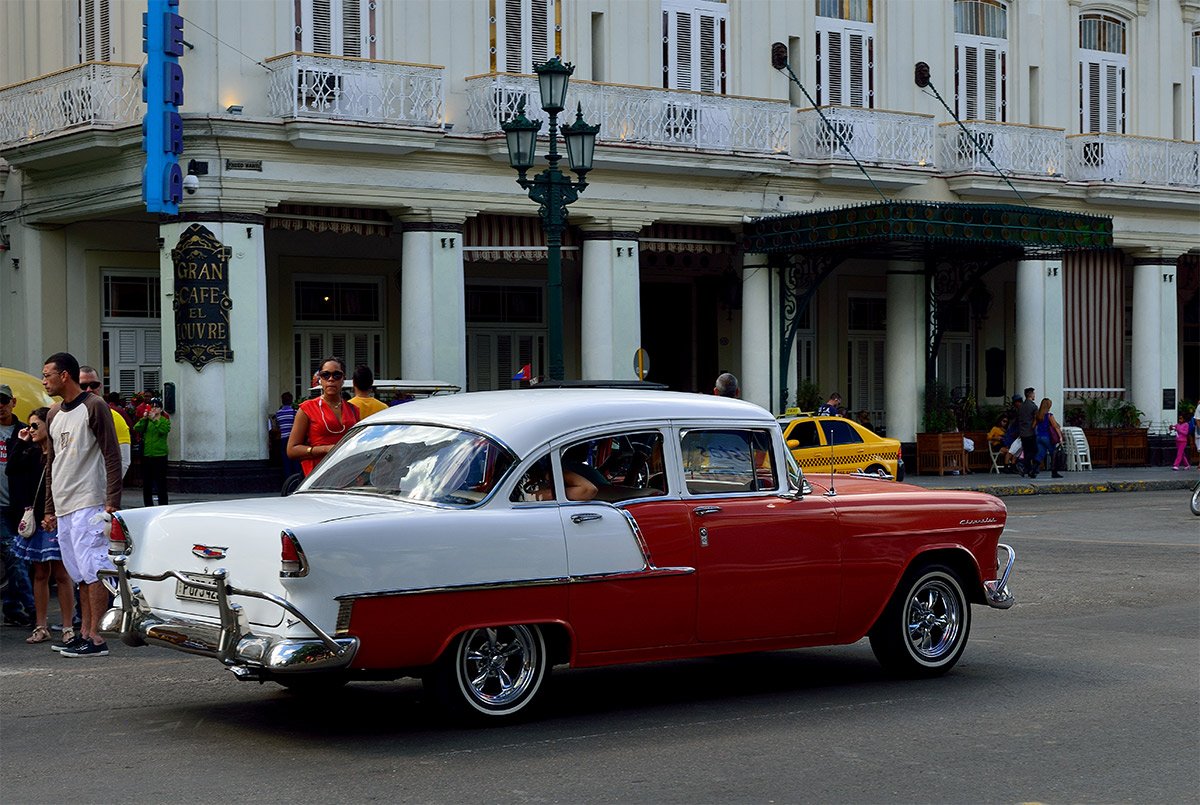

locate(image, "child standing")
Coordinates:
1170 414 1192 470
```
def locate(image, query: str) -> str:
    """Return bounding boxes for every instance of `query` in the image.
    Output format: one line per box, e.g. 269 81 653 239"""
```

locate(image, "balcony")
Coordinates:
0 62 141 149
793 106 935 167
463 73 791 156
265 53 445 128
938 121 1067 178
1067 133 1200 187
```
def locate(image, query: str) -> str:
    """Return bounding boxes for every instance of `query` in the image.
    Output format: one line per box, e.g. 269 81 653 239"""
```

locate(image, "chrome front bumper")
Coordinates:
983 542 1016 609
99 555 357 679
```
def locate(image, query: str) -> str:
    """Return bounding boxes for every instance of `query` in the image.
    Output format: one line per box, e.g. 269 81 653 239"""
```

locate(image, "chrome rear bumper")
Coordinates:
983 542 1016 609
99 556 357 678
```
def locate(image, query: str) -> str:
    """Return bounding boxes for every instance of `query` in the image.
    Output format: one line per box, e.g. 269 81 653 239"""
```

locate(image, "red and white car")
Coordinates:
101 388 1014 721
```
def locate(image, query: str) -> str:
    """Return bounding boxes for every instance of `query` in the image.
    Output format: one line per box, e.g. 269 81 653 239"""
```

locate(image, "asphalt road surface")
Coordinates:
2 490 1197 804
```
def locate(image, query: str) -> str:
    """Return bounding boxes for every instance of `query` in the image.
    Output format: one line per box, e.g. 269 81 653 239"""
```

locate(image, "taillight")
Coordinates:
108 514 129 556
280 530 308 577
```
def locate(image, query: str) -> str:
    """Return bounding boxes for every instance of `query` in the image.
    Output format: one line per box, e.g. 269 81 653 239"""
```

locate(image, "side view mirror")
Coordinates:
787 439 800 449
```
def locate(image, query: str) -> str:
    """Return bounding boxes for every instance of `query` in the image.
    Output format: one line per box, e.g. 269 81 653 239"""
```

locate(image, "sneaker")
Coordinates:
61 640 109 658
51 633 85 653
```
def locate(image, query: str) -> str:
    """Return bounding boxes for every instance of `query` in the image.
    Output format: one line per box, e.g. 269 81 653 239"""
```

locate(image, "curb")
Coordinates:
927 479 1194 497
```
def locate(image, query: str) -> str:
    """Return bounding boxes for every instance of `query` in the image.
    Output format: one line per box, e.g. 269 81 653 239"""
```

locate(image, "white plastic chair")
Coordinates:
1062 426 1093 472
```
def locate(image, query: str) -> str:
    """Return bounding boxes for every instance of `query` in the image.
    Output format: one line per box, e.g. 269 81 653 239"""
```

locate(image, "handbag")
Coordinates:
16 466 46 538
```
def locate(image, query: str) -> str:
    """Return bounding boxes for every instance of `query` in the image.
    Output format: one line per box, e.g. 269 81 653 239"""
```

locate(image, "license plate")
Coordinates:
175 572 220 603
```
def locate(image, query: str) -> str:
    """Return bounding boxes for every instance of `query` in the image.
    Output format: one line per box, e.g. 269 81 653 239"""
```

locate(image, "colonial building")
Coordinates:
1 0 1197 489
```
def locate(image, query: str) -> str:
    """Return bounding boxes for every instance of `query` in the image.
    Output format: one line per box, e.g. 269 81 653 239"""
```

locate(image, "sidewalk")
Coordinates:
120 466 1198 508
903 464 1197 497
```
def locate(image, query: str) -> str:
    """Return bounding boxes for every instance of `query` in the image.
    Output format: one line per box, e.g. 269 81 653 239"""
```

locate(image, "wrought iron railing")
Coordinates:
464 73 791 155
1067 133 1200 187
793 106 936 166
265 53 445 128
0 62 141 147
937 121 1068 177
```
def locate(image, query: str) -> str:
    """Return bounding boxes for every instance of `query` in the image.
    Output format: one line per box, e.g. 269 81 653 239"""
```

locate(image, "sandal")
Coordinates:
26 625 51 644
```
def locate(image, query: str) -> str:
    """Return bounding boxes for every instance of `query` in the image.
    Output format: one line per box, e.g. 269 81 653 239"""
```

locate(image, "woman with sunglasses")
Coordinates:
287 357 360 477
7 407 76 645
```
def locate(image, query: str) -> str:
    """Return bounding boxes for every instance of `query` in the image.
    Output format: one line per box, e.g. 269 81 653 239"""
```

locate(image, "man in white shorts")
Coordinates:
41 352 123 658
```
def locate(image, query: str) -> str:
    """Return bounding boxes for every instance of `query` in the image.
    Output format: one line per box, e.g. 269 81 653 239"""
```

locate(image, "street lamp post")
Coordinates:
501 57 599 381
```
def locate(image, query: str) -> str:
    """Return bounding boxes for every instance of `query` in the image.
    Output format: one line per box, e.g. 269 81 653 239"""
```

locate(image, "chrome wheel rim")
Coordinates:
905 579 962 660
459 625 539 708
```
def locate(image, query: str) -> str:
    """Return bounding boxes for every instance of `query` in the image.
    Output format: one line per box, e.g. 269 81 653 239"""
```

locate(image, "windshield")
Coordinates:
302 424 515 506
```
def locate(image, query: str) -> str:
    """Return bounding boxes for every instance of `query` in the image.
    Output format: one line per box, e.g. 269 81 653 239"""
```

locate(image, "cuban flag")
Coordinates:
512 364 532 381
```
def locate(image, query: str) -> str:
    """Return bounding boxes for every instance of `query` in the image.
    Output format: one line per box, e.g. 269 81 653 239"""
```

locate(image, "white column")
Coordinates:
1015 259 1047 396
740 253 772 410
885 263 923 442
400 223 466 389
159 217 269 477
1043 260 1065 409
1132 259 1179 430
580 230 641 380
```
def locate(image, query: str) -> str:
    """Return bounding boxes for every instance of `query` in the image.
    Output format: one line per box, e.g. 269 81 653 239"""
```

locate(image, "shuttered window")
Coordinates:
298 0 374 58
662 0 727 93
492 0 559 73
1191 30 1199 140
953 1 1006 121
1078 13 1127 134
79 0 111 62
814 17 873 107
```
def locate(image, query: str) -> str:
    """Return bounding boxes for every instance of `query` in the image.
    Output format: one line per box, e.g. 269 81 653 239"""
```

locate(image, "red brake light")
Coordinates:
280 530 308 577
108 515 128 556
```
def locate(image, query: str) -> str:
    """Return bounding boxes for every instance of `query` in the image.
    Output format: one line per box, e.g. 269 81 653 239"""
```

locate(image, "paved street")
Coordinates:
1 490 1197 804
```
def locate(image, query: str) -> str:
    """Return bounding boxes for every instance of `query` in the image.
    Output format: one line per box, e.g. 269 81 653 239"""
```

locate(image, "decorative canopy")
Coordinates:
744 201 1113 260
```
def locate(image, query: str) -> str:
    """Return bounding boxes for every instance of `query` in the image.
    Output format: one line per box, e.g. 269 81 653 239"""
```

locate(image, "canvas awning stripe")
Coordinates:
639 223 738 254
1064 249 1125 397
463 214 578 262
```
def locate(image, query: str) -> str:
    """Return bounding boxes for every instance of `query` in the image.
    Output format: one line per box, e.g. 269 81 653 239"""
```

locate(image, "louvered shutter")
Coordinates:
1079 55 1126 133
495 0 556 73
301 0 371 57
663 1 727 93
79 0 112 62
1193 64 1200 140
955 38 1007 121
816 19 873 108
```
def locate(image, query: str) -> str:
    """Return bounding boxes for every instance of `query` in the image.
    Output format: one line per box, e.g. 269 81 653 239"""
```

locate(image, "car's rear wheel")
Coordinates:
864 463 889 478
428 624 549 721
869 564 970 677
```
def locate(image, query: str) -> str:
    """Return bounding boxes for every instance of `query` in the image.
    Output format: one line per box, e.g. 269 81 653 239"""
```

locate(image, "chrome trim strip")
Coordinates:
983 542 1016 609
334 563 697 601
280 528 309 577
109 511 132 556
615 507 652 569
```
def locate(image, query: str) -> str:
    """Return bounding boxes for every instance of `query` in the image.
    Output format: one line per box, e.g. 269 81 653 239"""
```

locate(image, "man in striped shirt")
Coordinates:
274 392 300 480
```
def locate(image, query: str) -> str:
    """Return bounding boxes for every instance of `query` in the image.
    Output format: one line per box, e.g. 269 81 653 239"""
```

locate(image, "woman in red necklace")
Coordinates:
287 356 360 476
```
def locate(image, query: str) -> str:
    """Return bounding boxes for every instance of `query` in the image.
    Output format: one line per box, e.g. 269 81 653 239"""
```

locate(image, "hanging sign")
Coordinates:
171 224 234 371
142 0 185 213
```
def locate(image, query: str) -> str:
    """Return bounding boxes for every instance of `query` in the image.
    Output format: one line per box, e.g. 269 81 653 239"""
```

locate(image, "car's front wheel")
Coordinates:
429 624 549 721
869 564 970 677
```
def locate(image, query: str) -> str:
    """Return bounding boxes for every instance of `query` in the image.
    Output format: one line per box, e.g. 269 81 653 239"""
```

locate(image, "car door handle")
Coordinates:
570 513 602 524
692 506 722 516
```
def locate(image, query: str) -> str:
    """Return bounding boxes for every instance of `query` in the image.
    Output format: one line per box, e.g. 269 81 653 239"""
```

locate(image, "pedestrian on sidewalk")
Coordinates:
40 352 123 658
7 407 75 645
0 384 36 626
1170 414 1192 470
133 397 171 505
1035 398 1065 478
1017 387 1040 478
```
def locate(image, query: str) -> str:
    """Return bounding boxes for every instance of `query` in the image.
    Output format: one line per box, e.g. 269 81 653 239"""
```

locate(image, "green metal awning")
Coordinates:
744 201 1113 259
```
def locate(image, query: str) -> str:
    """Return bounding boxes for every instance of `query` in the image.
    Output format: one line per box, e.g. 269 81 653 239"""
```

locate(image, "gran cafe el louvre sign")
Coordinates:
171 224 234 371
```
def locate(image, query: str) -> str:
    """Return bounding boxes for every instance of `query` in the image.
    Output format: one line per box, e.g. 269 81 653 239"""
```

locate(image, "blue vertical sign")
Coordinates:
142 0 184 214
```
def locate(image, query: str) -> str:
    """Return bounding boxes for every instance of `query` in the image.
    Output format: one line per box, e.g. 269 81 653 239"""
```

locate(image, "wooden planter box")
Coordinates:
1082 429 1112 467
917 432 968 476
964 431 992 473
1111 427 1148 467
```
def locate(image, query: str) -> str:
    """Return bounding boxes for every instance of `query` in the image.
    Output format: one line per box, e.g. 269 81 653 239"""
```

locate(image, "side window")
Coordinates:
680 429 777 495
824 420 864 445
789 420 821 448
559 430 668 503
511 455 555 503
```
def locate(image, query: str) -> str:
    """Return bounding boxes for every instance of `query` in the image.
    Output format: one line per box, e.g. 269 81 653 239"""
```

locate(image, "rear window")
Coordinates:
680 429 777 495
302 424 515 506
823 420 864 445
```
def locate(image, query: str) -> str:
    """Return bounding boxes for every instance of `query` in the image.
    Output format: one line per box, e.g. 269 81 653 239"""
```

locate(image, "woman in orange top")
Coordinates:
287 357 360 476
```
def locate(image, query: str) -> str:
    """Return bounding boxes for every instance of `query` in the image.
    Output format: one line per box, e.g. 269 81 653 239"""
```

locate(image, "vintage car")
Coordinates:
101 389 1014 721
780 414 905 481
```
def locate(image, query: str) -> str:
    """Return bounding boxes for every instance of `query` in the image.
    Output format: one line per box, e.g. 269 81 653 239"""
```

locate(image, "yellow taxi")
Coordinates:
0 367 57 423
780 413 905 481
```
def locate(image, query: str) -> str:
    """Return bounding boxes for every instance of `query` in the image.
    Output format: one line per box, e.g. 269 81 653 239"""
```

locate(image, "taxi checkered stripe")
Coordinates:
795 453 894 470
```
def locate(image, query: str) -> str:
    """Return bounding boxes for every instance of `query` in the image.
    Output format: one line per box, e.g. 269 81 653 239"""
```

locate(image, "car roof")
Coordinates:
358 388 777 457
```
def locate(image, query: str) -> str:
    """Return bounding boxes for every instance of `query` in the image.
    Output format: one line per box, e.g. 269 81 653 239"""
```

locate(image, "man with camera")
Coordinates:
134 396 171 507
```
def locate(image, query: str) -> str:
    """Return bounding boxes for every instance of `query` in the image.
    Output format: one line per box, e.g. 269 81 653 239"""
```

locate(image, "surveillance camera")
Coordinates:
183 173 200 194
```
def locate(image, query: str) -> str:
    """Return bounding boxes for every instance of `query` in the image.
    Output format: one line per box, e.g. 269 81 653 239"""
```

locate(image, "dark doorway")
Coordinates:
640 282 695 392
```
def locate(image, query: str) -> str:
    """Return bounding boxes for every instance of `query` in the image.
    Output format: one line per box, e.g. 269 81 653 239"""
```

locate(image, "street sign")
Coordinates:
142 0 185 214
634 348 650 380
